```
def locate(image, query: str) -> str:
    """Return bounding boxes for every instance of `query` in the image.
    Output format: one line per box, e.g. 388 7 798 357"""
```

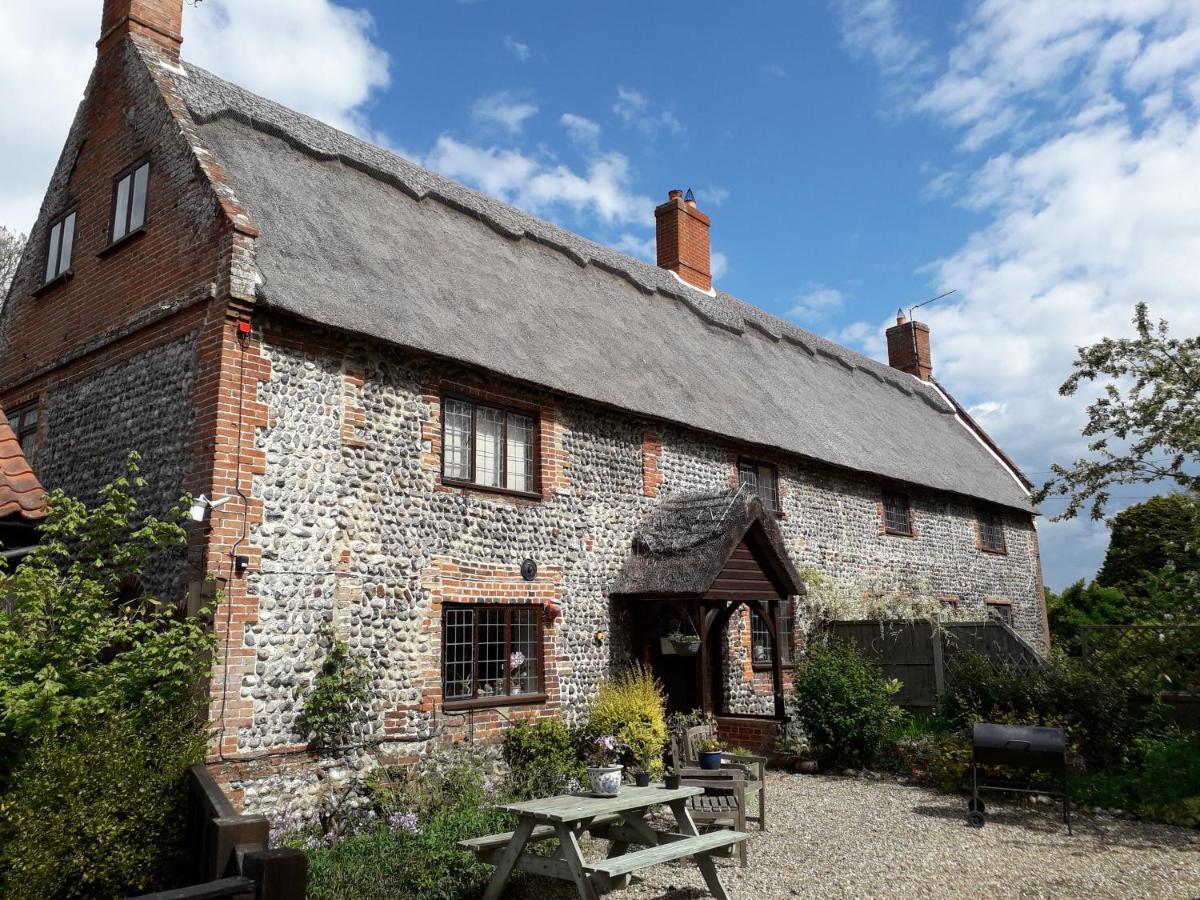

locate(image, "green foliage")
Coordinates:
1035 302 1200 520
888 727 971 793
502 718 586 798
586 664 668 774
0 453 211 754
0 708 207 899
940 651 1145 767
1045 580 1132 653
793 641 905 767
298 633 371 748
1098 492 1200 591
1072 732 1200 826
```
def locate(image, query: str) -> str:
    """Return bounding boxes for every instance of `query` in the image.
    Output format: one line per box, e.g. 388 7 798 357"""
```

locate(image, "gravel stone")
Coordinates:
525 773 1200 899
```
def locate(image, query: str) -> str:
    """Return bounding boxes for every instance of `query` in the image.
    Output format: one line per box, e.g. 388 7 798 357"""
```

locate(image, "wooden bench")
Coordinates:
458 813 623 854
585 829 748 883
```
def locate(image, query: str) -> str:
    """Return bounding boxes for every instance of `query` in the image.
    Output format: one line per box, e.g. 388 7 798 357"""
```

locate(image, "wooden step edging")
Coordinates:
585 829 749 881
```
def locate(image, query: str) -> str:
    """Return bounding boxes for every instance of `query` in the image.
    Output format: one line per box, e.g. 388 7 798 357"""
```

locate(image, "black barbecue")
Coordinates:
967 723 1071 833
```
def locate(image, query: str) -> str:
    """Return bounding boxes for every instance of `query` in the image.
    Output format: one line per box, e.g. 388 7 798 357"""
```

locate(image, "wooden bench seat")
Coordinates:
459 813 623 854
584 829 749 881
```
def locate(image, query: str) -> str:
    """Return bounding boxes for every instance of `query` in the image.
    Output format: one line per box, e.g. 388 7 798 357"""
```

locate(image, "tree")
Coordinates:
0 225 26 308
1096 492 1200 593
1034 303 1200 520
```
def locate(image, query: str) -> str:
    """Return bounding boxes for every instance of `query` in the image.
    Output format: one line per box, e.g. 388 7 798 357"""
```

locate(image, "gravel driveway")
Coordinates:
525 773 1200 899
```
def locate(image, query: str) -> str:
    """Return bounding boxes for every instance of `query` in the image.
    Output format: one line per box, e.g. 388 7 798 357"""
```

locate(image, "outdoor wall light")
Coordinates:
543 601 561 625
189 494 233 523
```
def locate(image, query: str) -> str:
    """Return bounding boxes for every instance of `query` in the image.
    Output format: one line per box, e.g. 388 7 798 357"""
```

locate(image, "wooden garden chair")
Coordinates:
670 724 768 831
675 768 749 866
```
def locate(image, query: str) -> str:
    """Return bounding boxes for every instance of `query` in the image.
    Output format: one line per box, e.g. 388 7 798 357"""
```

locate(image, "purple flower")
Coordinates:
388 811 421 834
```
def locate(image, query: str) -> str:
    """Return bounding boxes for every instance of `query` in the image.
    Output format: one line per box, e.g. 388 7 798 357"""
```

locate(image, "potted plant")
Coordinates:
668 630 701 656
774 733 818 773
632 745 658 787
664 766 681 790
586 735 624 796
697 736 724 770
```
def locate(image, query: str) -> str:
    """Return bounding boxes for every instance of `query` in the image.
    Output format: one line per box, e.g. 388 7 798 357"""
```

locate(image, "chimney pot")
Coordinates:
885 317 933 381
99 0 183 57
655 189 712 291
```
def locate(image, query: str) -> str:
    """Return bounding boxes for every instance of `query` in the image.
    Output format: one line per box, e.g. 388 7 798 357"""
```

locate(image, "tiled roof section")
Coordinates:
0 409 45 520
145 49 1035 513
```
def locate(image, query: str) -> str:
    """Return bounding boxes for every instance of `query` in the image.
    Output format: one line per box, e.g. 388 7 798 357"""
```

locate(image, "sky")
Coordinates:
2 0 1199 590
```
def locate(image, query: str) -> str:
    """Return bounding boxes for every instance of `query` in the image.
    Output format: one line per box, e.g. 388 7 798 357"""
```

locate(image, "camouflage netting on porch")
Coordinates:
612 489 800 597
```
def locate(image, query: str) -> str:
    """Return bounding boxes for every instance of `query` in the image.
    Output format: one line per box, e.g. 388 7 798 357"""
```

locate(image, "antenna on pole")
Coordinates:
905 289 957 321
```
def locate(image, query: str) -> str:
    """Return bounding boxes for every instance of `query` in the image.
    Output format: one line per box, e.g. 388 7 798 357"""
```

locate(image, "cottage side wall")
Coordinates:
216 320 1043 815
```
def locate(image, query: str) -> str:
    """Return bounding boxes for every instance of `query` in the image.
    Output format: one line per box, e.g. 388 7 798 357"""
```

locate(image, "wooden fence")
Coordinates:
823 619 1049 711
127 764 306 900
1081 623 1200 728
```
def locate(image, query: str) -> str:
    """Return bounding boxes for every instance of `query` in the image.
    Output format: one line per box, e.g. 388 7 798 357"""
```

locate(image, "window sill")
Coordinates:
979 546 1008 556
32 269 73 297
97 224 147 257
442 693 548 712
751 662 795 672
440 477 542 501
883 528 916 539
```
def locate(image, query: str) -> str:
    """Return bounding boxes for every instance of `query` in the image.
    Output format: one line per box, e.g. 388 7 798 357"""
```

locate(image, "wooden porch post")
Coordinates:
769 598 786 719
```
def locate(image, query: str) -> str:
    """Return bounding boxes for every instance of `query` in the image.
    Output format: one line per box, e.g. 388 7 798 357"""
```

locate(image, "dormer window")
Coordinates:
43 210 76 284
110 161 150 244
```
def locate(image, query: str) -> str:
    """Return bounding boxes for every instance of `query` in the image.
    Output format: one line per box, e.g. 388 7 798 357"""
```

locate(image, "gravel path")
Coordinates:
523 773 1200 899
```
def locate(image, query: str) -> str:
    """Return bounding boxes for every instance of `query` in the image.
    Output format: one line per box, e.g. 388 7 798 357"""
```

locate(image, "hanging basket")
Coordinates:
670 638 701 656
667 609 701 656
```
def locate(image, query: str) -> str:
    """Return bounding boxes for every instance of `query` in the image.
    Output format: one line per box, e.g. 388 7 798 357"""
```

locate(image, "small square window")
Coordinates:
882 490 912 536
986 601 1013 627
738 459 779 512
978 506 1006 553
442 604 542 705
111 161 150 244
441 395 538 495
43 210 76 284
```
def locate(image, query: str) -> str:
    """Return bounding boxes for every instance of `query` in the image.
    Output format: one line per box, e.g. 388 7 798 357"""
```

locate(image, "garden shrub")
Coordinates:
298 632 372 748
1073 731 1200 825
586 664 668 775
502 717 586 798
793 641 905 767
887 719 971 792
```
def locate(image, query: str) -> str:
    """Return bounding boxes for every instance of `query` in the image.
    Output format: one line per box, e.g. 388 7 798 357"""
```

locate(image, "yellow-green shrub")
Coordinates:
586 665 667 775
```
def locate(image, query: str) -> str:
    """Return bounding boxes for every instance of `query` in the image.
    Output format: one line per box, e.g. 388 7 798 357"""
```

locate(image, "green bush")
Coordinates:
502 718 586 798
793 641 905 767
586 664 668 775
0 708 207 899
940 651 1145 767
298 633 371 748
887 724 971 792
1073 731 1200 825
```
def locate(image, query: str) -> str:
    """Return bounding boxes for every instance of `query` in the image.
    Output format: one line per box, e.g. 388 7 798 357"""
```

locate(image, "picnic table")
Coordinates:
459 783 748 899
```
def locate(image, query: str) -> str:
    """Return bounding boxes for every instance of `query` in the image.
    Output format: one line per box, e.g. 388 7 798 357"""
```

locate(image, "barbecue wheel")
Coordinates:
967 811 986 828
968 798 986 814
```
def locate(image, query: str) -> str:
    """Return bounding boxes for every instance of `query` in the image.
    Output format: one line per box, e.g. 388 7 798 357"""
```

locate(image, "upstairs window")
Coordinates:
751 599 794 667
986 600 1013 627
441 396 537 495
442 604 542 706
978 506 1007 553
43 210 76 284
5 402 40 462
110 161 150 244
882 490 912 536
738 459 778 512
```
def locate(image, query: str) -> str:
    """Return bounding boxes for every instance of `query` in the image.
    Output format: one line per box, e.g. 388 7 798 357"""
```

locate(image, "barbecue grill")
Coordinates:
967 723 1071 833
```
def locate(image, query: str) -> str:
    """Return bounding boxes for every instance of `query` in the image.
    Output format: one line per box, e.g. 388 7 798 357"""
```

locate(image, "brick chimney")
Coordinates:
99 0 183 57
655 189 712 291
885 309 933 381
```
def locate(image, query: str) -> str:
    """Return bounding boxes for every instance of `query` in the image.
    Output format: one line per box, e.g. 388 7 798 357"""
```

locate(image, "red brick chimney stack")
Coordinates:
655 188 712 292
885 309 933 381
99 0 183 57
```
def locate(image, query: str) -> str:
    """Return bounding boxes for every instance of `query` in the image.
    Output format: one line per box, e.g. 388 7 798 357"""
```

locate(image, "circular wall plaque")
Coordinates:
520 558 538 581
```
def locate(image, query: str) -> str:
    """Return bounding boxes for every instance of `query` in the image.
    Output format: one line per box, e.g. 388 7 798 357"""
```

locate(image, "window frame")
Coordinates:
5 401 39 457
881 489 913 537
737 458 780 514
977 505 1007 554
986 600 1013 627
40 207 78 289
104 158 151 251
439 393 541 499
440 602 546 710
750 598 795 670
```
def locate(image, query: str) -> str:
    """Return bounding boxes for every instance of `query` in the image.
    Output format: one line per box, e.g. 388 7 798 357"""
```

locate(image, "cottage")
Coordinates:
0 0 1045 813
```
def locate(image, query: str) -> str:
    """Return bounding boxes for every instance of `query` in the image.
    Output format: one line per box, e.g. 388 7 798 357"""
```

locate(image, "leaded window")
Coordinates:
43 210 76 284
882 491 912 536
750 599 794 667
442 604 542 704
978 506 1006 553
441 396 537 494
738 459 778 512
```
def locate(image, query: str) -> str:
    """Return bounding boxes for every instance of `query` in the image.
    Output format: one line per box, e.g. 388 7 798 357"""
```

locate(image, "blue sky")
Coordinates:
3 0 1199 590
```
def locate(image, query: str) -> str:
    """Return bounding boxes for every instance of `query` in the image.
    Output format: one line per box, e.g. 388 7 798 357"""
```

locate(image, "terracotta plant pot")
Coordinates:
587 765 623 796
635 771 651 787
699 751 723 770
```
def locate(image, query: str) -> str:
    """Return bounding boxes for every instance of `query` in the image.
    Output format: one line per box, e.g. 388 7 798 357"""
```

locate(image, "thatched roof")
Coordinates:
611 489 801 598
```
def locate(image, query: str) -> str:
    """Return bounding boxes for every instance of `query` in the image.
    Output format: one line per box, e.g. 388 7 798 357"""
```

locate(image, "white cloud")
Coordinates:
472 91 538 134
424 136 653 226
560 113 601 147
832 0 932 100
786 285 846 322
711 251 729 281
762 63 788 79
503 35 531 62
698 185 730 207
613 233 655 262
613 87 685 138
838 0 1200 587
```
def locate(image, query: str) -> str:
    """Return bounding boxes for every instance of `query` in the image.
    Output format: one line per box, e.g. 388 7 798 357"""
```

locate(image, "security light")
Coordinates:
189 494 233 523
